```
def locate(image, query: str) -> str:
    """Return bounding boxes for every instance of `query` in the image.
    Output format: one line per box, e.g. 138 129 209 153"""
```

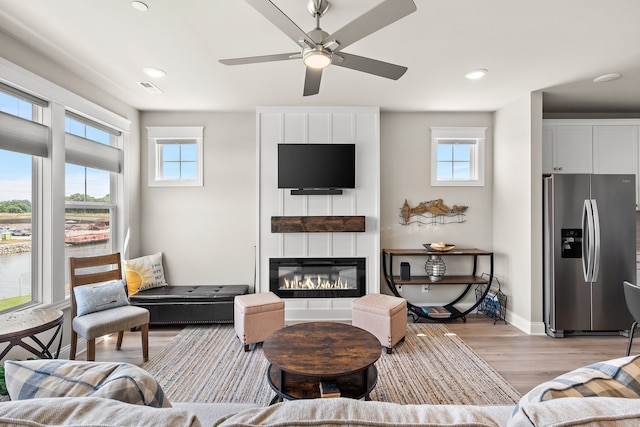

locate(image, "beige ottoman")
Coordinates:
352 293 407 354
234 292 285 352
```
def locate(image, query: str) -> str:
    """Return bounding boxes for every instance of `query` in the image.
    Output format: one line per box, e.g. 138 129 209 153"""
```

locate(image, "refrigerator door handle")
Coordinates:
582 199 594 282
591 199 601 282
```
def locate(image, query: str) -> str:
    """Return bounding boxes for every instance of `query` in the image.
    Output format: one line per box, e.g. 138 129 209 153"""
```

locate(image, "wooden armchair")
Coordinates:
69 253 149 362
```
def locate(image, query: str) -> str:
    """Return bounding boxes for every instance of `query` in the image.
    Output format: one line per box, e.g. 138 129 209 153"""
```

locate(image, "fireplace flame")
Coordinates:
282 276 349 290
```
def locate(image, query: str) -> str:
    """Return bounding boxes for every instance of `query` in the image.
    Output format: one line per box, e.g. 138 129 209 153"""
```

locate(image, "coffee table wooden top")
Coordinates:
263 322 381 377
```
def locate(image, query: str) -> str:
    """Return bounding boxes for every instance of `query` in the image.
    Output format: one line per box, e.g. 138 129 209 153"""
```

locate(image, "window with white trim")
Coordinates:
0 85 46 312
64 115 122 296
0 59 130 313
431 127 487 187
147 126 203 187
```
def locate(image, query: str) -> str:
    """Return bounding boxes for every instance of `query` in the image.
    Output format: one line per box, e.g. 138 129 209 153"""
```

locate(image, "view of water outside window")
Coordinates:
0 89 118 310
63 118 114 295
0 93 35 310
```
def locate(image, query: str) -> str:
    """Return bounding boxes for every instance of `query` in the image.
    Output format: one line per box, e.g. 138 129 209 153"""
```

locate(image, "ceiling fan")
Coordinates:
219 0 417 96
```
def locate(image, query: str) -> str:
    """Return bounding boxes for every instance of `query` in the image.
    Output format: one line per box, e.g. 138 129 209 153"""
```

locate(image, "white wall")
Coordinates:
379 112 494 308
139 112 256 288
493 93 544 334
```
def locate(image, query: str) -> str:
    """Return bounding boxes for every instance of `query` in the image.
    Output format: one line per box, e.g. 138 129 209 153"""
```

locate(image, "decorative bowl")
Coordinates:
424 243 455 252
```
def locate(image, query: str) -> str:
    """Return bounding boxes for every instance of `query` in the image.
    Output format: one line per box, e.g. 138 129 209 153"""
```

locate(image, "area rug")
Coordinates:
142 323 521 406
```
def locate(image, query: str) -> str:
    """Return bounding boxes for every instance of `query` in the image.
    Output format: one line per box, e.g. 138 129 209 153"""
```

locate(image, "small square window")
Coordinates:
431 127 486 187
147 126 203 187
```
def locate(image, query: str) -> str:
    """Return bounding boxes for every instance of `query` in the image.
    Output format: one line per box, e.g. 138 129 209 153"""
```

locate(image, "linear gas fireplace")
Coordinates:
269 257 366 299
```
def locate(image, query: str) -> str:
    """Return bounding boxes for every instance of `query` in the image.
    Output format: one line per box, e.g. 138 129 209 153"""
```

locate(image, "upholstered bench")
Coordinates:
129 285 249 325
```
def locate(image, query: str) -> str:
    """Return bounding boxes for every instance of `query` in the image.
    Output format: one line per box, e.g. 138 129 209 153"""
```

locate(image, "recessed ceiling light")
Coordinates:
465 69 488 80
143 67 166 79
131 1 149 12
593 73 621 83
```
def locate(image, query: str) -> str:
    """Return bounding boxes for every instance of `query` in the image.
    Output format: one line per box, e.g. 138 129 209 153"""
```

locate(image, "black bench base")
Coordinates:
129 285 249 325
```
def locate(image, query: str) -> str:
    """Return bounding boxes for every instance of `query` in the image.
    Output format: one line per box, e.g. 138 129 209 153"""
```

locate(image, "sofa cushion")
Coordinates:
214 398 511 427
0 397 199 427
508 396 640 426
73 279 129 316
123 252 168 295
4 359 170 408
130 285 249 303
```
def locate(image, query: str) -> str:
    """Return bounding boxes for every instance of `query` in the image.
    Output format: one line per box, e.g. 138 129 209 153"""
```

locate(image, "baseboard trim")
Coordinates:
506 311 546 335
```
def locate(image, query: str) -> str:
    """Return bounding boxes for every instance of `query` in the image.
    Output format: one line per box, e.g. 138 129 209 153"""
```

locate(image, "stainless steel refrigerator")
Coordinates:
543 174 636 337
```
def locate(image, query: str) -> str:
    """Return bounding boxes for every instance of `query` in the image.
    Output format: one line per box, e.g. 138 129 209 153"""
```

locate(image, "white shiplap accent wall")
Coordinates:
257 106 380 321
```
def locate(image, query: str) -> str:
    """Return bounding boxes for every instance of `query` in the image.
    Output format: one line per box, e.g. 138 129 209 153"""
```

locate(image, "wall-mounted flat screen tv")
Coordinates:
278 143 355 189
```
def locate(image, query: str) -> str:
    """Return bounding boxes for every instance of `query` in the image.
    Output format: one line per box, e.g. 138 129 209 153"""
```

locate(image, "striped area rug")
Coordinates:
142 323 521 406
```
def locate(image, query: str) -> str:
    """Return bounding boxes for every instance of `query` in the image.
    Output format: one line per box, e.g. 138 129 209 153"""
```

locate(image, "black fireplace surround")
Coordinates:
269 257 366 298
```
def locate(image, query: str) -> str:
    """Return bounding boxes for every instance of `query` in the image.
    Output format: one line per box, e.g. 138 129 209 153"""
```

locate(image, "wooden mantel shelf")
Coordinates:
271 216 366 233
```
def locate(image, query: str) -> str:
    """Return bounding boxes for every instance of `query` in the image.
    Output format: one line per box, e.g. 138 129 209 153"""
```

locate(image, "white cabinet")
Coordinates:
593 126 638 175
543 119 640 207
542 125 593 174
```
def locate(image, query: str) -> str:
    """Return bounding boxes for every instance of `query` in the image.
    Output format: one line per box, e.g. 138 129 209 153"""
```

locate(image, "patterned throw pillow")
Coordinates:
4 360 171 408
512 354 640 418
123 252 168 295
73 279 129 316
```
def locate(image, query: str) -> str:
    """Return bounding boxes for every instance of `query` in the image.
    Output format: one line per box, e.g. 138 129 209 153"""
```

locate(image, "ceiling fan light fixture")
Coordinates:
303 50 331 69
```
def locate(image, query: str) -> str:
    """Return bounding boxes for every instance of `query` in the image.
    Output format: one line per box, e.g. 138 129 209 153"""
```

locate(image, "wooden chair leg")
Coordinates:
116 331 124 350
244 344 250 352
141 323 149 362
385 347 393 354
70 331 78 360
86 339 96 361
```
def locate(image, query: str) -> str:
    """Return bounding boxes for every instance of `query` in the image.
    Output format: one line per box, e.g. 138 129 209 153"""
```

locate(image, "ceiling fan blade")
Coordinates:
303 67 323 96
324 0 416 51
246 0 316 48
333 52 407 80
219 52 300 66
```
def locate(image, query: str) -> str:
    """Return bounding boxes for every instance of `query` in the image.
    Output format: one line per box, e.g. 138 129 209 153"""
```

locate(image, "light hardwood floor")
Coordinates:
89 314 635 395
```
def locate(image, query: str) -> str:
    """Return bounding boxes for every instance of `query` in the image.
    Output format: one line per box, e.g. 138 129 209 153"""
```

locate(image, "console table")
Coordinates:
382 248 494 322
0 307 63 360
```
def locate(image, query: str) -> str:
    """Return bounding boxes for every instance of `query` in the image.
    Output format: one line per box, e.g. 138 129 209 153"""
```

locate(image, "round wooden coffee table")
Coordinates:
263 322 380 403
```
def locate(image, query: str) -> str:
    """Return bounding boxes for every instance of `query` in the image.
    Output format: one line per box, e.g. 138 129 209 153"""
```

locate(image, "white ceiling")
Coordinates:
1 0 639 113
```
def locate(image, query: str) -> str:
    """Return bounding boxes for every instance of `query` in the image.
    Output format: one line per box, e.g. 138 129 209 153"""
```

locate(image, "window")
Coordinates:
431 127 487 186
0 86 46 311
64 115 121 295
147 126 203 187
1 58 130 313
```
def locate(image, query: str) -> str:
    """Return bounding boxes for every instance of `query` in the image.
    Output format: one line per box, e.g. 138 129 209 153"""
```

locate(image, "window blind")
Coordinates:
0 81 48 107
0 111 49 157
65 133 122 172
66 111 122 136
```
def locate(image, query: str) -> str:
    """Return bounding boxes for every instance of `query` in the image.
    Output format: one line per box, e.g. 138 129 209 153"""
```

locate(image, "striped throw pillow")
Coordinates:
4 360 170 408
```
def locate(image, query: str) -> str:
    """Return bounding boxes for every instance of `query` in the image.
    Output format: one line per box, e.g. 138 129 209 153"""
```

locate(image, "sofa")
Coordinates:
2 356 640 426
